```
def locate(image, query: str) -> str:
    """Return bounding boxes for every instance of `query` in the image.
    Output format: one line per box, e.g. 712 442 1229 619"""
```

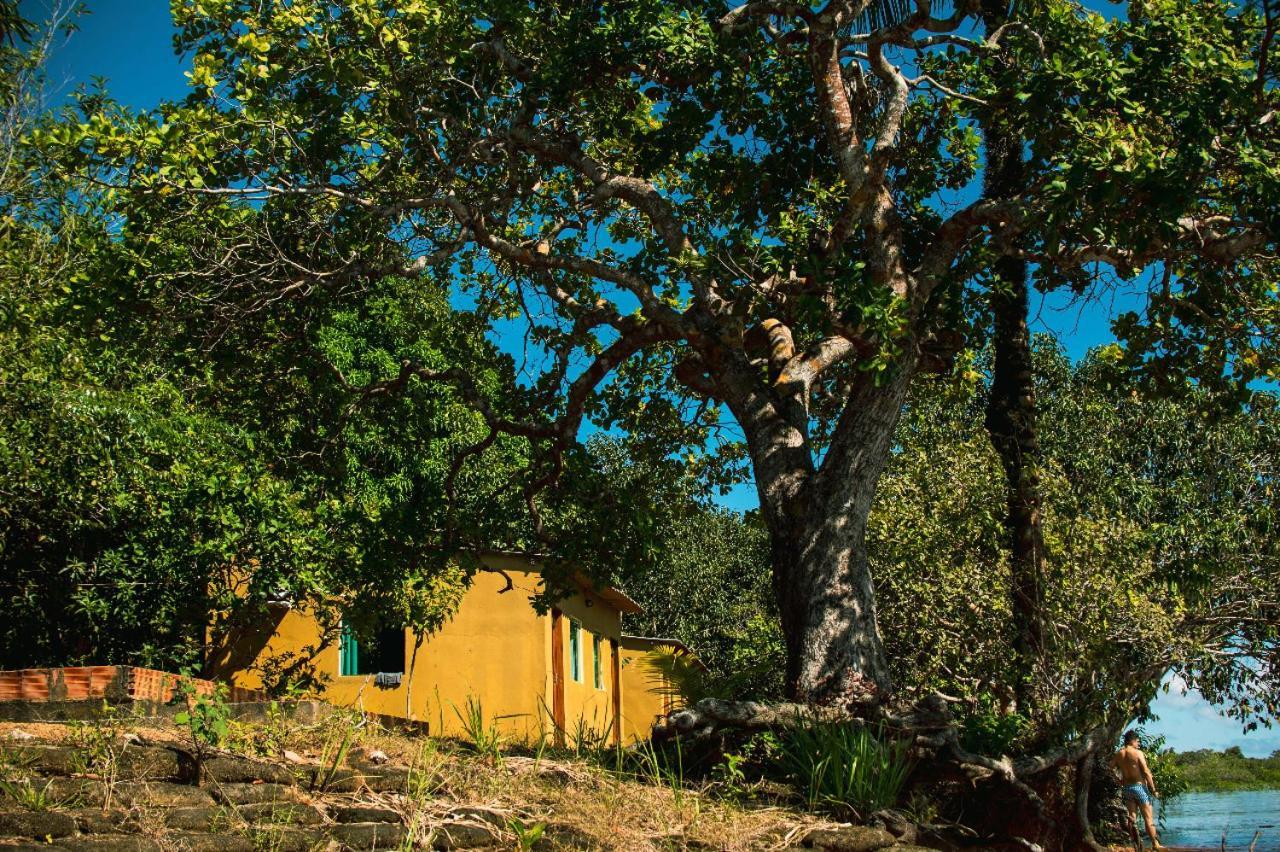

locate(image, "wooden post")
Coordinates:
610 638 622 746
550 608 566 747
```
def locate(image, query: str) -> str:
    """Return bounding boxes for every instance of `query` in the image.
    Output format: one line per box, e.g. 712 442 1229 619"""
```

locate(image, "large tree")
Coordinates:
50 0 1278 703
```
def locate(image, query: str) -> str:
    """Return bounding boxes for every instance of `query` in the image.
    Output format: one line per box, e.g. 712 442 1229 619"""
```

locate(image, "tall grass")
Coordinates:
778 719 913 816
452 696 503 763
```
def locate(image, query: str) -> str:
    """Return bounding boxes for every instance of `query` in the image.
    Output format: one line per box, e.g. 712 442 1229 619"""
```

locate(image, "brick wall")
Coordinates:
0 666 266 704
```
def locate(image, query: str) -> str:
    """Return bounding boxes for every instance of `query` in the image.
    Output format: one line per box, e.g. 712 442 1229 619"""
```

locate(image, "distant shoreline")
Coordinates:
1166 747 1279 794
1181 781 1280 793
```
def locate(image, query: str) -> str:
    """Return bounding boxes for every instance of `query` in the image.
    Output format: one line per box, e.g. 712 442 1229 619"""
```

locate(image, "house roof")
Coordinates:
620 634 707 671
475 549 644 614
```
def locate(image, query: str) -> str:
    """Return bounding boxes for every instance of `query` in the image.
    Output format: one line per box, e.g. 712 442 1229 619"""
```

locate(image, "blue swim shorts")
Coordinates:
1121 783 1152 806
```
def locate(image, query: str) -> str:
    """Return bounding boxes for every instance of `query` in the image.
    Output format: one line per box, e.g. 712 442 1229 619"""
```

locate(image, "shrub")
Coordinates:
778 719 913 816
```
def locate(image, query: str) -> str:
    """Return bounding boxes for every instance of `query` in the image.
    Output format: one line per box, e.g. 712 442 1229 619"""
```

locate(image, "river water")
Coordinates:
1159 790 1280 850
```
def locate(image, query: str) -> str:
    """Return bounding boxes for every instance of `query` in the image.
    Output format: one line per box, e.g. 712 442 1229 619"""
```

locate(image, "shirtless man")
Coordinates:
1109 730 1164 850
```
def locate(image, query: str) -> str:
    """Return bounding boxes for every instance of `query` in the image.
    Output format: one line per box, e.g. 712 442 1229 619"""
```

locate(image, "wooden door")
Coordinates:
610 638 622 746
550 608 566 746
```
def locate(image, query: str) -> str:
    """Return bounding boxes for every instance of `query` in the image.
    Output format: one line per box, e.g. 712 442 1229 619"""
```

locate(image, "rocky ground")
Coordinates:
0 717 940 851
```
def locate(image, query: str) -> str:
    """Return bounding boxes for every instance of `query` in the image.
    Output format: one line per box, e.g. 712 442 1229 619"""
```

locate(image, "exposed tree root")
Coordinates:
652 695 1123 851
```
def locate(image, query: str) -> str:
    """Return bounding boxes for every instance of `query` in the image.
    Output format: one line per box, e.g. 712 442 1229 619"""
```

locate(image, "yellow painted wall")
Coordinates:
207 554 629 743
618 638 678 743
552 594 621 745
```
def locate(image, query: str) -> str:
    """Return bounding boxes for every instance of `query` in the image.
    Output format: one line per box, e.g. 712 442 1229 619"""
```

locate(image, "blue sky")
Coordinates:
22 0 1276 758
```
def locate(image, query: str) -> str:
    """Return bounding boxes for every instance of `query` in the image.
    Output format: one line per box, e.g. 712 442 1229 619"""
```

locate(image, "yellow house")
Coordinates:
618 636 704 742
205 552 676 744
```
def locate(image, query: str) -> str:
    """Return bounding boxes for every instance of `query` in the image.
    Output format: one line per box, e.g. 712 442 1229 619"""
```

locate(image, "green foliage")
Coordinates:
777 720 914 816
314 725 354 792
175 680 232 751
0 777 60 811
1167 747 1280 792
960 696 1030 757
598 437 782 700
0 73 530 676
1131 730 1188 812
506 816 547 851
872 341 1280 744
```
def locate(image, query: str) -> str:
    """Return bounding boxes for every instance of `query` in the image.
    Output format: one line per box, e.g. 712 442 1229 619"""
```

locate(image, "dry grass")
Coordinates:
1 715 834 851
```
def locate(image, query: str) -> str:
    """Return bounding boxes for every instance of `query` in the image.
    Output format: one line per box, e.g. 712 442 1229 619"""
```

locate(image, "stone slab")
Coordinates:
430 822 503 849
330 821 408 849
804 826 898 852
235 801 323 826
333 805 402 824
0 808 77 838
199 756 296 786
208 782 295 806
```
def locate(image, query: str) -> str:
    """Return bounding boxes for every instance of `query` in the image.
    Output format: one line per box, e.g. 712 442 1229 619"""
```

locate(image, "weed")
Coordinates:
508 815 547 850
67 701 139 810
710 750 751 801
227 700 291 758
315 725 353 791
777 719 913 817
452 696 503 763
175 679 232 751
0 777 61 811
566 715 614 760
903 789 939 825
406 741 444 800
629 738 687 806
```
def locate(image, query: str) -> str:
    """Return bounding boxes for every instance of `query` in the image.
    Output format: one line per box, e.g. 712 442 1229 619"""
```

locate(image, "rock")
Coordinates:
199 756 296 785
51 837 161 851
539 823 596 850
113 781 216 808
331 821 408 849
251 827 326 852
209 782 295 805
349 746 390 767
299 765 360 792
0 808 78 838
236 801 324 826
363 767 411 793
872 810 919 846
280 750 304 765
430 821 502 849
7 729 35 740
445 806 506 828
167 834 256 852
804 826 898 852
333 805 402 824
165 806 221 831
43 778 206 809
71 807 133 834
7 745 80 775
117 746 184 781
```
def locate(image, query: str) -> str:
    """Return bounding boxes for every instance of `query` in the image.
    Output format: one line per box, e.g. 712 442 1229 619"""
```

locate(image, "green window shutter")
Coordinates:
593 635 603 689
569 620 581 682
339 623 359 676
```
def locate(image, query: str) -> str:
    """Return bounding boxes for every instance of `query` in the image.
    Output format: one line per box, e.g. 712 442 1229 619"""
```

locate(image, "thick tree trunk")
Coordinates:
985 253 1048 703
757 363 916 705
980 0 1049 710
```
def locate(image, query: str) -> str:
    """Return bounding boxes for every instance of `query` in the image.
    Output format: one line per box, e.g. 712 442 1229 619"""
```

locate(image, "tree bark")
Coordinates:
981 0 1049 712
731 356 916 705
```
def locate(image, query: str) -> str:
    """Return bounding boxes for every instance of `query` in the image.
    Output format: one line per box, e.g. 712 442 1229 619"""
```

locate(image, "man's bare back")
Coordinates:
1112 745 1151 785
1109 733 1163 849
